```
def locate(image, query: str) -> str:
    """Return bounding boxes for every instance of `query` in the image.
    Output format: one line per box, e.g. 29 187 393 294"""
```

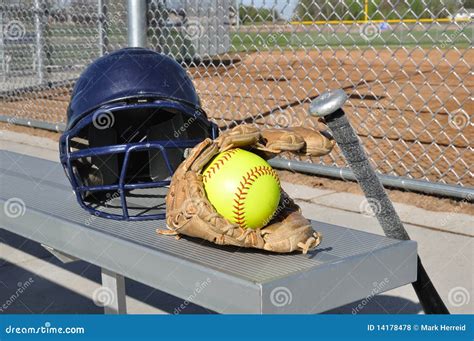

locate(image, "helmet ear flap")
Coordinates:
73 159 106 202
88 126 119 185
147 112 187 181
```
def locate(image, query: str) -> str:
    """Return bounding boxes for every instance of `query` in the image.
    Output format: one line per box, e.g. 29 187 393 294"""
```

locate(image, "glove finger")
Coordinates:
189 142 220 173
260 129 305 153
262 210 321 254
261 189 322 254
217 125 261 150
286 127 335 156
177 138 213 172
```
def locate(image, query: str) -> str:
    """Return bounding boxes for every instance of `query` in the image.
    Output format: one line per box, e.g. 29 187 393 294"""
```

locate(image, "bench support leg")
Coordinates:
41 244 79 263
101 268 127 314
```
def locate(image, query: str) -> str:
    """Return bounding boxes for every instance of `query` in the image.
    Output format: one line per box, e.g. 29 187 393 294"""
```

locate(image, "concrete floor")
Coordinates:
0 130 472 314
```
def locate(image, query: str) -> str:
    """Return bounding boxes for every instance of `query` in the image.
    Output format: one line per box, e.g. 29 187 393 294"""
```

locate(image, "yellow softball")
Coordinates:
202 148 281 229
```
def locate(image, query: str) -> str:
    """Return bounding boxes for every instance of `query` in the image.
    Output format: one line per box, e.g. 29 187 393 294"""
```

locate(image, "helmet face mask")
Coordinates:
60 48 217 221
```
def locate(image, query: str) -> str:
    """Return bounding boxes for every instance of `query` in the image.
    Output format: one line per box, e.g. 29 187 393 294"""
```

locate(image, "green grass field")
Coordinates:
230 26 473 52
3 24 471 70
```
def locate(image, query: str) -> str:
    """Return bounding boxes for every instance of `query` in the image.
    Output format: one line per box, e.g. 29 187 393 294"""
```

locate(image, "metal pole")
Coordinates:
127 0 147 47
101 268 127 314
97 0 109 56
33 0 44 83
0 115 66 132
0 8 5 83
268 158 474 202
236 0 240 29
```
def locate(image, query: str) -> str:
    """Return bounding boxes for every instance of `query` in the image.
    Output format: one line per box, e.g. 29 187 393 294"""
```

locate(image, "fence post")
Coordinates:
127 0 147 48
98 0 109 56
33 0 44 84
0 8 5 82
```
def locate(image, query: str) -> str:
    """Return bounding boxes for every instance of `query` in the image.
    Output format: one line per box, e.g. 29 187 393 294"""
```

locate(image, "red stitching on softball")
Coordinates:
232 165 280 229
202 149 238 184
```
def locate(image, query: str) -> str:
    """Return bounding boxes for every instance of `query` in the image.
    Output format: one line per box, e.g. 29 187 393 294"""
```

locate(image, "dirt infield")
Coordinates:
1 47 472 186
191 48 473 186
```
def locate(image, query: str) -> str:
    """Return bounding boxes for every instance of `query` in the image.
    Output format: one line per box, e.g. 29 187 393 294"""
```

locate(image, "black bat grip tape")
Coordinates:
324 108 449 314
324 109 409 241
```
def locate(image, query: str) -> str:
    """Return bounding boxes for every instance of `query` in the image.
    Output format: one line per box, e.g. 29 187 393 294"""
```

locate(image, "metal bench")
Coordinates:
0 150 417 313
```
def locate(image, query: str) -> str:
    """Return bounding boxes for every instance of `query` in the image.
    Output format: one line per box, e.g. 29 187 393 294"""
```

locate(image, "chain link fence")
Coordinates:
0 0 472 194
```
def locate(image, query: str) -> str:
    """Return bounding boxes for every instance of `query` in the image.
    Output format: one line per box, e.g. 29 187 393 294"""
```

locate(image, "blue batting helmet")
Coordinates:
59 48 217 221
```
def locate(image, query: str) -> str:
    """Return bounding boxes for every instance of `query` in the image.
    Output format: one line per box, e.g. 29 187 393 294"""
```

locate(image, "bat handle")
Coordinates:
311 90 409 240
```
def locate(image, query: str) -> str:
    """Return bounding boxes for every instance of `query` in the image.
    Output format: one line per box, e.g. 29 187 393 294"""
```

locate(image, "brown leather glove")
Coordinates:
158 125 334 254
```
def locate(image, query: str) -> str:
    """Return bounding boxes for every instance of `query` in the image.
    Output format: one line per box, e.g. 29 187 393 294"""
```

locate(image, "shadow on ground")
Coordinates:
323 296 422 314
0 229 212 314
